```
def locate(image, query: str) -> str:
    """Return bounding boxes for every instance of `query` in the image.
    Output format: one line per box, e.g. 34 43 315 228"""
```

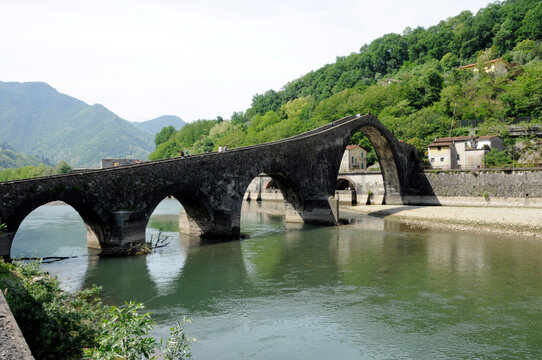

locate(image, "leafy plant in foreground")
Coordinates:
0 259 105 360
2 259 196 360
91 301 158 360
163 318 197 360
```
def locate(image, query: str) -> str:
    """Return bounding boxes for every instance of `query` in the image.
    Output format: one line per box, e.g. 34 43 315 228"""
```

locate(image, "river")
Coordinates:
11 199 542 359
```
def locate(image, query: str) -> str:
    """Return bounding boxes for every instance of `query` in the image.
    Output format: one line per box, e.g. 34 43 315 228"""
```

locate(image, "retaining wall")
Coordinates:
245 169 542 208
409 169 542 207
0 291 34 359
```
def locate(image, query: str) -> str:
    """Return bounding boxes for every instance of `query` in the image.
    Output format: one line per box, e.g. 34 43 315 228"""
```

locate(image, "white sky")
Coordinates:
0 0 492 122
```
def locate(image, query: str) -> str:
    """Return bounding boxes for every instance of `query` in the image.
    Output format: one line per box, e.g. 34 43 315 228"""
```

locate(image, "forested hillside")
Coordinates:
0 82 154 167
151 0 542 165
0 142 49 169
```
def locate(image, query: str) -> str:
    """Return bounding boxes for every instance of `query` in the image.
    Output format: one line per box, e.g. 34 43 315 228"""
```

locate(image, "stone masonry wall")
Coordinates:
404 169 542 207
0 291 34 359
422 169 542 198
246 169 542 207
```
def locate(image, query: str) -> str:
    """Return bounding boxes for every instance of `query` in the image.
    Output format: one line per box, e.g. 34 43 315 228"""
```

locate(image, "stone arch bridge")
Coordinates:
0 114 430 258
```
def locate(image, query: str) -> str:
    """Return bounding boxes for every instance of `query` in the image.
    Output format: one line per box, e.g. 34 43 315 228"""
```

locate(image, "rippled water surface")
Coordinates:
11 199 542 359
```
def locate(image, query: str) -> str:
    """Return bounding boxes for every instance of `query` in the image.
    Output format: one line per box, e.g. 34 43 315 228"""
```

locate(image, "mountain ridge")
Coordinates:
132 115 185 135
0 142 49 169
0 81 155 167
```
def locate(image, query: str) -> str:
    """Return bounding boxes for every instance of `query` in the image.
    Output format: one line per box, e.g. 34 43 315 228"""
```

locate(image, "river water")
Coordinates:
11 199 542 359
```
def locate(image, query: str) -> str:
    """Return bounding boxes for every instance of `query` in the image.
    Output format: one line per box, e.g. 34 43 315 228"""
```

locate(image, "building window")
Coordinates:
457 154 460 161
440 157 445 162
361 163 364 169
437 146 441 151
430 158 435 163
351 156 355 164
360 153 364 158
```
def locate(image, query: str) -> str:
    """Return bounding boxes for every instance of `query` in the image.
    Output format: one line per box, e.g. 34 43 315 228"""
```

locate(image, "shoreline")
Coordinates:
341 204 542 241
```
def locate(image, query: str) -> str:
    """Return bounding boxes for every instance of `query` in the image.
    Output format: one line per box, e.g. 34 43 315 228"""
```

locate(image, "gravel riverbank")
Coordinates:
341 204 542 240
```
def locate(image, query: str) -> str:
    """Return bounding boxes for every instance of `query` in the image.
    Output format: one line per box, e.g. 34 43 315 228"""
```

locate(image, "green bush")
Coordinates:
91 302 157 360
163 318 197 360
0 259 104 360
484 148 513 167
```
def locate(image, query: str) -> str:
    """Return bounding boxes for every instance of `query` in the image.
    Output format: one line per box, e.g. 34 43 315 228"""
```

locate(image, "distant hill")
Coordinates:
133 115 185 135
0 142 48 169
0 81 154 167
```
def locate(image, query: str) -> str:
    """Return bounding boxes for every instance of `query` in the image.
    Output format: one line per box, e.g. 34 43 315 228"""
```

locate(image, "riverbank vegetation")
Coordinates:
0 259 195 359
150 0 542 167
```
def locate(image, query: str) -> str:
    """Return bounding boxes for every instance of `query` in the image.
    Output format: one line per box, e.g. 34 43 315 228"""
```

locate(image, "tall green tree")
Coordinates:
155 125 176 146
519 1 542 41
501 61 542 116
54 160 73 174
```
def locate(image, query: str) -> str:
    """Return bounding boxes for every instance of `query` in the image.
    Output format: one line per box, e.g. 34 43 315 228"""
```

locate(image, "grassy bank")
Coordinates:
0 259 195 359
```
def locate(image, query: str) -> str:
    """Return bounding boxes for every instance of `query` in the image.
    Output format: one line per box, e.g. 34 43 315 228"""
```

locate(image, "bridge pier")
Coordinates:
383 193 403 205
284 202 303 222
285 199 338 225
0 232 15 259
179 209 240 239
103 210 147 254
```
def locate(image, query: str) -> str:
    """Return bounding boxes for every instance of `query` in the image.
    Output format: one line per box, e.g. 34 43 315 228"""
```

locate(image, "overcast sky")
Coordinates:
1 0 492 123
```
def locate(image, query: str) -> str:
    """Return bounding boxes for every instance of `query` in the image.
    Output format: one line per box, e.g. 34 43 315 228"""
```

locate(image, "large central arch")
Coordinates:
340 116 420 204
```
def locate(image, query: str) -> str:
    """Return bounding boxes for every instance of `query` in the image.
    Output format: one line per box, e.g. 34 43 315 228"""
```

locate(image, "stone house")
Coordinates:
101 158 144 169
379 78 399 85
428 136 503 170
340 145 367 172
458 58 511 76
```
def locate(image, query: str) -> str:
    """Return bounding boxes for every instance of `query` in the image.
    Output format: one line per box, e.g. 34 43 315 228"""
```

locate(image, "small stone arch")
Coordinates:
2 190 110 258
264 179 279 190
144 182 215 237
336 176 359 205
336 176 357 191
257 171 305 223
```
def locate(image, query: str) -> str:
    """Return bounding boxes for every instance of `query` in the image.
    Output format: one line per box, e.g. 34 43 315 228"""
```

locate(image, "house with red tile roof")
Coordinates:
340 145 368 172
427 136 503 170
458 58 511 76
101 158 144 169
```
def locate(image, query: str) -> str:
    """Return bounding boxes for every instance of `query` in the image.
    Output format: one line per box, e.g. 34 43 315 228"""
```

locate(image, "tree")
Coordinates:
54 160 73 174
511 39 540 64
519 2 542 41
501 61 542 116
494 18 517 53
484 148 513 167
155 126 176 146
440 53 459 71
249 90 282 116
230 111 247 126
421 67 444 105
